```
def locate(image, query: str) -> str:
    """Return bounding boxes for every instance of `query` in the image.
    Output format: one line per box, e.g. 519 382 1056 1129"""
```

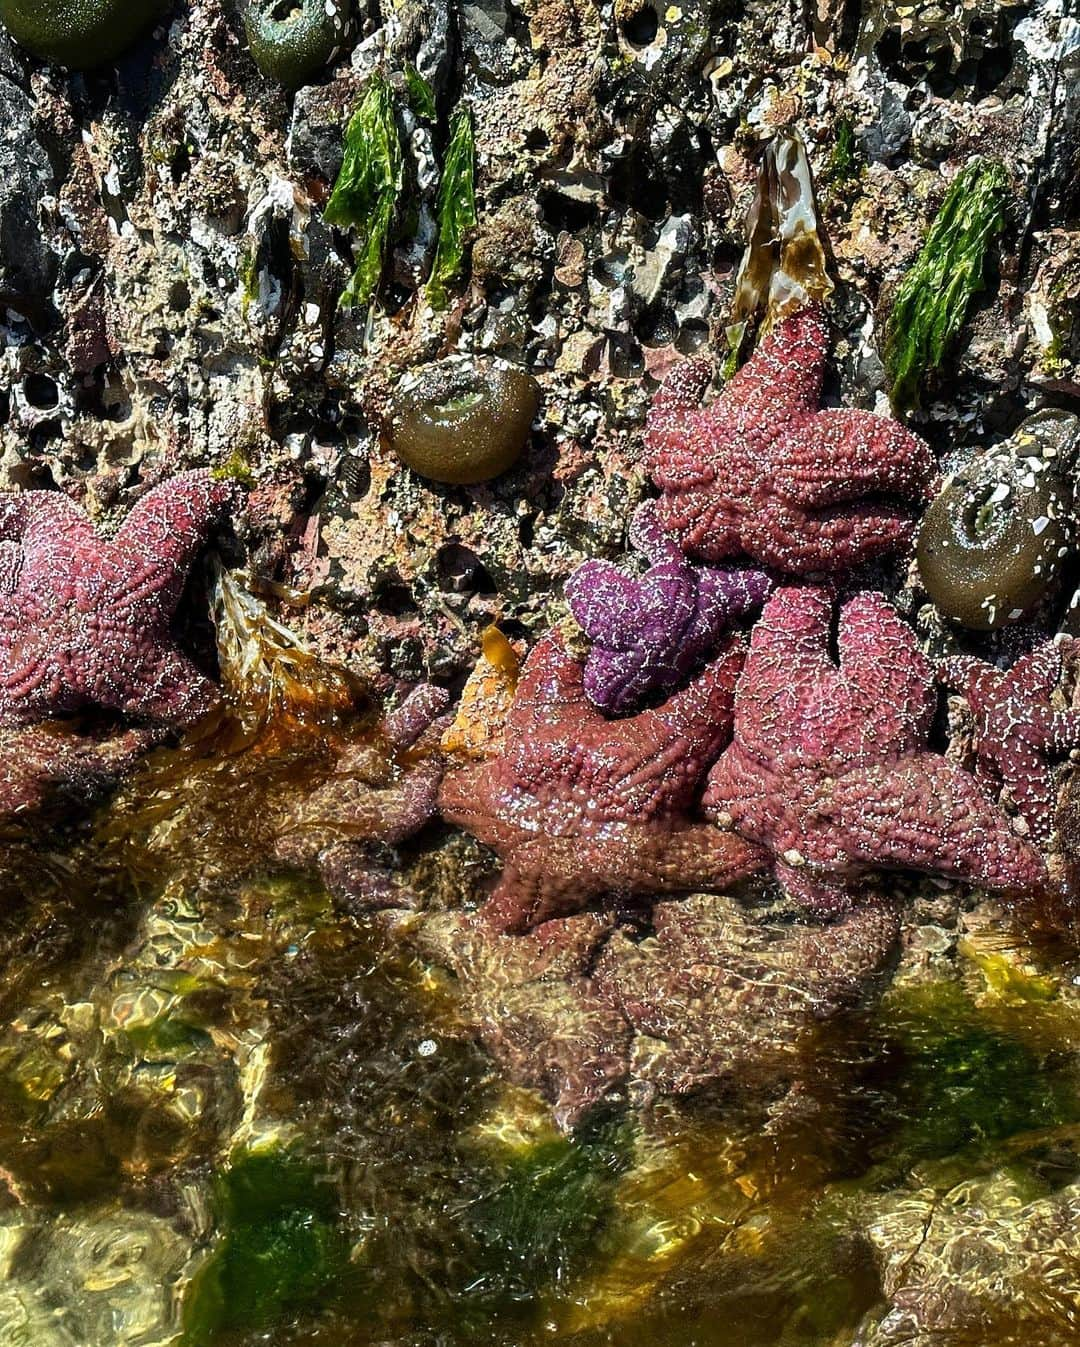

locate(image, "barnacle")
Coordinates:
388 356 540 486
242 0 351 89
0 0 171 67
917 412 1076 630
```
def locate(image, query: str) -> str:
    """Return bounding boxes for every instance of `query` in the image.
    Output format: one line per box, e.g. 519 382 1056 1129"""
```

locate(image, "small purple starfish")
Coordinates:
565 501 773 714
940 642 1080 844
0 470 241 729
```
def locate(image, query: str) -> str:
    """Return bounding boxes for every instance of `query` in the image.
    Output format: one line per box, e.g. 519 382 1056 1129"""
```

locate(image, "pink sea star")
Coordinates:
0 470 241 729
0 722 159 823
645 305 936 574
939 642 1080 844
438 630 766 932
703 587 1047 914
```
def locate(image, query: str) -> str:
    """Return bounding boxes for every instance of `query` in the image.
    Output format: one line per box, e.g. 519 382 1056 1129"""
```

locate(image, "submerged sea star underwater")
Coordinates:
273 683 450 908
646 305 936 574
438 629 766 932
940 642 1080 844
704 586 1047 914
0 470 241 729
566 500 772 714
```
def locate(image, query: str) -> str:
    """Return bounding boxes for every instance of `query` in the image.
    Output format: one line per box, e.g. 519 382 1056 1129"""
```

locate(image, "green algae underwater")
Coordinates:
3 657 1080 1347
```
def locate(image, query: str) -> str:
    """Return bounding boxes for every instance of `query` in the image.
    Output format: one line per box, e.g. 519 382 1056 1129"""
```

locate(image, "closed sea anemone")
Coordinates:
917 411 1076 630
241 0 351 89
387 356 540 487
0 0 172 67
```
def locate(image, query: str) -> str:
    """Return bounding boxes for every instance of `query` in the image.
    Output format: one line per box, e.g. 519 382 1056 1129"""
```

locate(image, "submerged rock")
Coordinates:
857 1172 1080 1346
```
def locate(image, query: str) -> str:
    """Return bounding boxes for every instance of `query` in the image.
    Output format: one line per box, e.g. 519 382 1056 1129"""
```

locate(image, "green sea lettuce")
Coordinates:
884 159 1008 411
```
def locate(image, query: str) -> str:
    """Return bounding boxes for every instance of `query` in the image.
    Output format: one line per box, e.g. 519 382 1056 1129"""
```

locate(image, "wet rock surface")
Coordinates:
0 0 1078 1344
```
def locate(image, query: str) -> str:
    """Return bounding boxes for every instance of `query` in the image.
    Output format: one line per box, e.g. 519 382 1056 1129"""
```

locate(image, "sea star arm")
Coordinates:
993 738 1059 842
114 470 241 613
735 585 836 724
0 490 98 558
829 755 1047 895
628 499 683 565
770 501 920 573
837 592 935 744
937 654 988 693
383 683 450 749
645 360 716 497
774 858 856 916
120 646 222 727
1033 709 1080 755
619 635 745 813
724 306 828 427
771 410 935 508
566 561 649 647
647 355 713 427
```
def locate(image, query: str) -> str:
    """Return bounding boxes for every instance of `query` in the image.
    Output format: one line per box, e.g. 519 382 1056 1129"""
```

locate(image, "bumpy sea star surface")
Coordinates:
645 306 936 574
704 587 1047 914
566 500 772 714
0 722 159 822
939 643 1080 844
274 683 450 907
594 894 899 1099
438 630 766 932
417 893 899 1128
0 470 240 729
415 910 628 1129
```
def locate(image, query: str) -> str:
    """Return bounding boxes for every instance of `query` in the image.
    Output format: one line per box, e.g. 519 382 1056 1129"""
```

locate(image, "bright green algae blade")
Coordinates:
426 103 478 311
884 159 1007 411
324 72 404 310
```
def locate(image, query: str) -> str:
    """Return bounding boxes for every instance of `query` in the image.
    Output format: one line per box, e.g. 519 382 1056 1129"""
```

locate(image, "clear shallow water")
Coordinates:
2 728 1080 1347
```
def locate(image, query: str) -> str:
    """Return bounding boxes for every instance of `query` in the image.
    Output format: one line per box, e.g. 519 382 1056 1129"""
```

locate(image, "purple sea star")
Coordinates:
939 642 1080 844
438 629 766 933
0 470 241 729
703 586 1048 914
645 305 936 574
565 499 773 714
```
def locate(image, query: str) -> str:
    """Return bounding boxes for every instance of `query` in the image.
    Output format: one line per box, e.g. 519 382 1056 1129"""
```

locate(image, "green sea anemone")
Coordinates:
242 0 351 90
0 0 171 68
917 412 1075 629
388 356 540 486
